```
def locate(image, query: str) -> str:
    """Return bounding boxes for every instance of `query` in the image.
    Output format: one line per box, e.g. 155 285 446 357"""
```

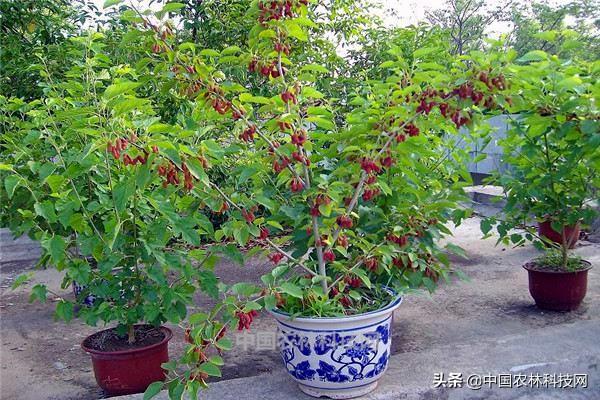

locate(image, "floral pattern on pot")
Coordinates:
271 290 401 399
276 316 393 389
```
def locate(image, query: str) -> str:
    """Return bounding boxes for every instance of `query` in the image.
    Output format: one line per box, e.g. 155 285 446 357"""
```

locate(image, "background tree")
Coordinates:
507 0 600 60
175 0 253 48
426 0 510 55
0 0 97 100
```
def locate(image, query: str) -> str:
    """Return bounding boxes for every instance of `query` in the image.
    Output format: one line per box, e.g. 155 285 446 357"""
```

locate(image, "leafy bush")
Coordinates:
0 32 231 343
0 1 521 397
481 40 599 269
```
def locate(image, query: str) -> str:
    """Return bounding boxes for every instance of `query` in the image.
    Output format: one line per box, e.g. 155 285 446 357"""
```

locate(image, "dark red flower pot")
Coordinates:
81 325 172 396
537 220 580 249
523 261 592 311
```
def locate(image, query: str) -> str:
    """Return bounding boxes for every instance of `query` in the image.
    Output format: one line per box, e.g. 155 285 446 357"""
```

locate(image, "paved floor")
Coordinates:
1 217 599 400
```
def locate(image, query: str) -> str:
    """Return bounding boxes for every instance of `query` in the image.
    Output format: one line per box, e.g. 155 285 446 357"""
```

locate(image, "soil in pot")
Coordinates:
538 220 580 249
83 325 165 352
82 324 172 396
523 260 592 311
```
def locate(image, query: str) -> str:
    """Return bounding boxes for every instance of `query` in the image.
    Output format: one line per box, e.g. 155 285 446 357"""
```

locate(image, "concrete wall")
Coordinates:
464 114 515 176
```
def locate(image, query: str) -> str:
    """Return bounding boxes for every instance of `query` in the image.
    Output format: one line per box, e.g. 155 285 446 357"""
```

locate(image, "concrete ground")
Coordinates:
1 216 599 400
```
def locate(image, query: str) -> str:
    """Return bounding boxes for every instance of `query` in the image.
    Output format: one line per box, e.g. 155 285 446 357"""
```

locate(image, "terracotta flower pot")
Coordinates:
81 325 172 396
523 261 592 311
537 220 580 249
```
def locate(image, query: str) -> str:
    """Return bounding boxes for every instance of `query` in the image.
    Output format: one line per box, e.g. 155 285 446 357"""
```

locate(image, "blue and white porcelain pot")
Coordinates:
270 289 402 399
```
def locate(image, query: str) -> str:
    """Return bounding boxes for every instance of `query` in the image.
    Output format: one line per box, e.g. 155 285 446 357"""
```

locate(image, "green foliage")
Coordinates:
482 45 599 268
2 0 597 398
507 0 600 61
0 0 97 100
0 31 231 341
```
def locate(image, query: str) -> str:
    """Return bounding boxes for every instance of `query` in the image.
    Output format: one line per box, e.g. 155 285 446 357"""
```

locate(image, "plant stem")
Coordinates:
128 324 135 344
207 181 315 276
327 114 419 251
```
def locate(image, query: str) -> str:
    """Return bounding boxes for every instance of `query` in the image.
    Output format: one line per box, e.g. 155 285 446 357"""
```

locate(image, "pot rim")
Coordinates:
523 259 592 274
81 325 172 356
537 218 581 226
268 286 402 323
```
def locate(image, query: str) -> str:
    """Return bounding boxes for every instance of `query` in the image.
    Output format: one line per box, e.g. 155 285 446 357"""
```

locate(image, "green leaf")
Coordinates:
533 30 558 42
103 81 141 100
158 143 182 166
45 175 66 193
231 282 258 296
318 203 332 217
413 47 436 58
379 181 392 196
209 355 224 366
302 87 324 99
135 163 152 189
294 16 317 27
379 60 395 69
202 140 225 160
159 2 185 14
480 219 493 235
103 0 123 8
266 220 283 230
221 46 241 55
215 337 232 350
143 382 163 400
29 284 47 303
199 49 220 57
198 271 219 300
198 362 222 377
186 158 209 185
161 361 178 371
354 269 371 289
217 244 244 266
167 381 184 400
113 179 135 213
517 50 548 63
264 294 276 310
55 300 74 322
445 243 467 259
239 93 271 104
556 76 582 91
112 97 148 116
4 175 21 198
243 301 262 312
107 219 122 251
301 64 329 74
189 312 208 324
11 273 31 289
34 201 57 223
580 120 598 135
285 20 307 41
280 282 303 299
306 116 334 130
47 236 66 264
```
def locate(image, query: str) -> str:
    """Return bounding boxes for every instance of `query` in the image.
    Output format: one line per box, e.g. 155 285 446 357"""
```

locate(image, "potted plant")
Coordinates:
481 38 598 311
0 31 230 395
124 1 514 398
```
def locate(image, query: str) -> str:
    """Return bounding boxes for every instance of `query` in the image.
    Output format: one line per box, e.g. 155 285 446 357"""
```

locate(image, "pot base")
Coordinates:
298 381 378 399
